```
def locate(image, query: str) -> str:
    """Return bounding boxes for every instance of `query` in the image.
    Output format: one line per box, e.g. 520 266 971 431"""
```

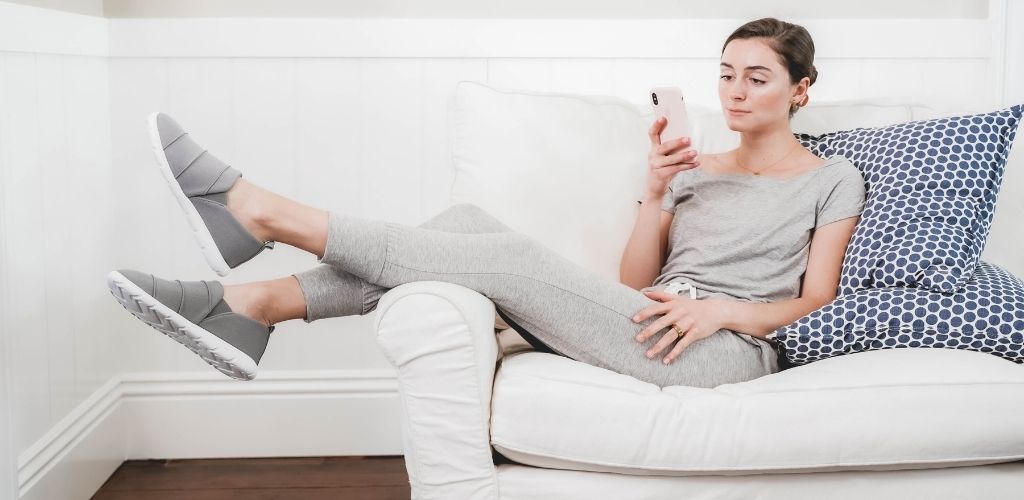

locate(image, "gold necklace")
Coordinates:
735 142 801 176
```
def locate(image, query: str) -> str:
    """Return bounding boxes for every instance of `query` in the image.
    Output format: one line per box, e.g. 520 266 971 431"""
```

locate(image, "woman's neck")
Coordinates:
736 126 801 166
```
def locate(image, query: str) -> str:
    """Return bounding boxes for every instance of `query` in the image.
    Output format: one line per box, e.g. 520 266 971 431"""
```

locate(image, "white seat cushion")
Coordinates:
490 347 1024 474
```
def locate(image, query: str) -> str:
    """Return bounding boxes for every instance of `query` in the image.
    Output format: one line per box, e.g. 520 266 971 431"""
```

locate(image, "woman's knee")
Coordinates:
456 203 513 230
427 203 513 233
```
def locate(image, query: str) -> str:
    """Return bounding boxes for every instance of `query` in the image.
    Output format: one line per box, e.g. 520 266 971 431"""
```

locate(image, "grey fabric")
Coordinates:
156 113 241 197
155 113 273 268
654 155 866 303
191 192 275 268
293 203 513 322
118 269 273 364
293 203 781 389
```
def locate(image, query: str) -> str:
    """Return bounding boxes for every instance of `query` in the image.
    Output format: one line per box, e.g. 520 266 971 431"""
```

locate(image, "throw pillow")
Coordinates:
796 104 1023 295
767 260 1024 366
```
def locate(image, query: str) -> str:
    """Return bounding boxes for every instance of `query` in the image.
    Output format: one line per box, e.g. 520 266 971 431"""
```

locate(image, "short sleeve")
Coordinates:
816 159 866 229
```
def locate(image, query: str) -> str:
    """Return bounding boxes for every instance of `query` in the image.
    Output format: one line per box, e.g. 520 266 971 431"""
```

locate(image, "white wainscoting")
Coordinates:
1 1 1022 498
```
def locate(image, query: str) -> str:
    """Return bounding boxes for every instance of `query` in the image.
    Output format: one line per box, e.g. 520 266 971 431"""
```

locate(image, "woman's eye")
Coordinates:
751 78 765 84
719 75 732 81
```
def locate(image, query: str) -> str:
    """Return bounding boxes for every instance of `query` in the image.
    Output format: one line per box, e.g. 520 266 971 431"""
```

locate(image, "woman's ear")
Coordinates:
792 77 811 107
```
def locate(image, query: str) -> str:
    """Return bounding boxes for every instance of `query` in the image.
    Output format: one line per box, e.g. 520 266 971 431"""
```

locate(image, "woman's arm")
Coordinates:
620 198 673 290
715 215 859 339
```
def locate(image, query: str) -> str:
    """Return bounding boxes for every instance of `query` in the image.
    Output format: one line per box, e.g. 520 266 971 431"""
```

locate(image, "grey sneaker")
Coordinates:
106 269 273 381
147 112 274 277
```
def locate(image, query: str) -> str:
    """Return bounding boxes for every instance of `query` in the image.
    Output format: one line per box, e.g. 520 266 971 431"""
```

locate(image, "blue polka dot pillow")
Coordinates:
768 260 1024 367
795 104 1023 295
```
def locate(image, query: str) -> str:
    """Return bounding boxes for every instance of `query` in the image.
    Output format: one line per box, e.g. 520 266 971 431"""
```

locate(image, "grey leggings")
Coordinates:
291 203 780 388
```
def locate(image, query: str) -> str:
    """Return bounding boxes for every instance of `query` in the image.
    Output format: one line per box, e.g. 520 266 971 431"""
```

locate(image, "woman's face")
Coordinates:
718 38 806 132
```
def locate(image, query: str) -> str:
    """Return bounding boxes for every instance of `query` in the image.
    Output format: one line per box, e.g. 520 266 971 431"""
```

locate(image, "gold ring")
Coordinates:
671 323 685 339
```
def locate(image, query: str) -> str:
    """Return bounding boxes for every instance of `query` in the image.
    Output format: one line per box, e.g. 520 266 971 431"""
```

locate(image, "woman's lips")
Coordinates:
728 109 750 115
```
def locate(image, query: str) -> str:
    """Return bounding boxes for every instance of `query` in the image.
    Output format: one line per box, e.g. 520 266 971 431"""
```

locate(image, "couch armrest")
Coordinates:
372 281 501 500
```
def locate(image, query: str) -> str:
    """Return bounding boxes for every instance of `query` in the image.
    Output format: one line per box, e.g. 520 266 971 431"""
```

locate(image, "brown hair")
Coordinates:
722 18 818 119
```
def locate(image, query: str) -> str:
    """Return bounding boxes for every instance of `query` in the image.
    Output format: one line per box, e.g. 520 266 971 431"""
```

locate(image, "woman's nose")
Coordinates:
727 84 745 100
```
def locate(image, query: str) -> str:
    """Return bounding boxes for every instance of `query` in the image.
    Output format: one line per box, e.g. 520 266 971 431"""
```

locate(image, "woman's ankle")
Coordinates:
222 282 274 328
225 178 275 243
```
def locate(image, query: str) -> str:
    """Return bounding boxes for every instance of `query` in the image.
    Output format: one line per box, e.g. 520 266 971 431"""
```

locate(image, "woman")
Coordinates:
106 17 865 387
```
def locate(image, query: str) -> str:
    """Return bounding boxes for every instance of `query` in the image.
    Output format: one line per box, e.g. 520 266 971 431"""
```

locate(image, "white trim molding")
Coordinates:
0 2 108 56
107 18 994 59
16 369 402 499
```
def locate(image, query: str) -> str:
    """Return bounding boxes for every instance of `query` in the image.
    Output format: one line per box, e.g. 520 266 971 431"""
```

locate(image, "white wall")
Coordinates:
5 0 992 19
1 0 1022 498
0 3 121 498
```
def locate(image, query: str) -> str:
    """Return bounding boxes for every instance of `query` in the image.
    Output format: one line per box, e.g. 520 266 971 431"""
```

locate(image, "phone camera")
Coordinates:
651 92 659 105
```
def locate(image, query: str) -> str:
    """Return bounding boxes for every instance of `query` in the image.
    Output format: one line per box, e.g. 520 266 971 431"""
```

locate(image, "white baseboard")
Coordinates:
17 369 404 500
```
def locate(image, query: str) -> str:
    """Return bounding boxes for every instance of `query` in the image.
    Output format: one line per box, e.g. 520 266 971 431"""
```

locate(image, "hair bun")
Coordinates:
808 64 818 86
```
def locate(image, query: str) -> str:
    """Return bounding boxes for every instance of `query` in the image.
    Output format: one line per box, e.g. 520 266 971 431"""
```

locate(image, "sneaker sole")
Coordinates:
146 112 233 277
106 270 258 381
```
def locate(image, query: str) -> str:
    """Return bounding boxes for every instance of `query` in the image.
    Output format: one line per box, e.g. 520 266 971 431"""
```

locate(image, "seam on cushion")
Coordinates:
502 367 1024 396
489 436 1024 472
499 368 657 395
740 380 1024 395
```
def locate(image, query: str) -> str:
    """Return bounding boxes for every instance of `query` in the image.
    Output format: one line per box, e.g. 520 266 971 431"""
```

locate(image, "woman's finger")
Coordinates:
648 117 667 146
664 328 701 364
657 137 690 156
632 302 670 324
661 317 696 362
651 150 700 170
668 150 698 165
644 324 683 360
637 311 684 344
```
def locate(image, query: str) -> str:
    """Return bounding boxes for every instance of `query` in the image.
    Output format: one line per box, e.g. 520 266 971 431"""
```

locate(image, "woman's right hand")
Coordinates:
645 116 700 200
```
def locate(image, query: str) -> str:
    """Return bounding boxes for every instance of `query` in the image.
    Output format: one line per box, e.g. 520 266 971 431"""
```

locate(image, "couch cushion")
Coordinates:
769 260 1024 366
448 80 649 283
490 347 1024 475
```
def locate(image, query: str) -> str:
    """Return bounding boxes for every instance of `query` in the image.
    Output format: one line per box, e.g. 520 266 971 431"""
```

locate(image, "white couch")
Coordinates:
372 81 1024 499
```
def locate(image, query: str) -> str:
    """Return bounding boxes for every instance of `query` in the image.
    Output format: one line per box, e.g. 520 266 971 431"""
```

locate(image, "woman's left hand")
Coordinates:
632 290 727 364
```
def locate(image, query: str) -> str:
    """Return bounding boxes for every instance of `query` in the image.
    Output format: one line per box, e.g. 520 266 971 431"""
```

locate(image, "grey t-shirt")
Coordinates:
641 154 866 303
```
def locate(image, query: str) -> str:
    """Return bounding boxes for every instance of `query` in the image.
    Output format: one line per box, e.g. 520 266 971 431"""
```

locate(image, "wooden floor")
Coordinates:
90 456 411 499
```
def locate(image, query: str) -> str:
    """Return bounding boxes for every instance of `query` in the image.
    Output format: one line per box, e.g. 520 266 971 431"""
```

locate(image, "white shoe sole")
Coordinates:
106 270 258 381
146 112 232 277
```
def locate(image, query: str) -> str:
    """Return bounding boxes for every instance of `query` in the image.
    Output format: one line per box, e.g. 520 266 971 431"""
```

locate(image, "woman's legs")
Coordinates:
220 184 518 323
219 179 780 388
224 197 568 355
291 202 512 319
225 178 329 258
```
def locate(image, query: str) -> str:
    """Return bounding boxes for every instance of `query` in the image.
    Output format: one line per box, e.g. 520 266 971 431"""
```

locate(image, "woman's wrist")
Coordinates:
641 193 664 204
706 298 733 331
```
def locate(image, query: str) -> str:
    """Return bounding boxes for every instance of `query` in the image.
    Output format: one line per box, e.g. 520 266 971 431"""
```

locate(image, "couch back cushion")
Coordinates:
448 81 1022 284
449 81 649 283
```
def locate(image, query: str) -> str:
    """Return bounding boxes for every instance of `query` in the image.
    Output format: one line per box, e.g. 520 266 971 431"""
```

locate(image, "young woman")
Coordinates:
106 17 865 388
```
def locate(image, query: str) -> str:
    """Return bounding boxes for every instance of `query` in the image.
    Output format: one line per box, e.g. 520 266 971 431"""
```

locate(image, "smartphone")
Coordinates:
650 86 693 145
